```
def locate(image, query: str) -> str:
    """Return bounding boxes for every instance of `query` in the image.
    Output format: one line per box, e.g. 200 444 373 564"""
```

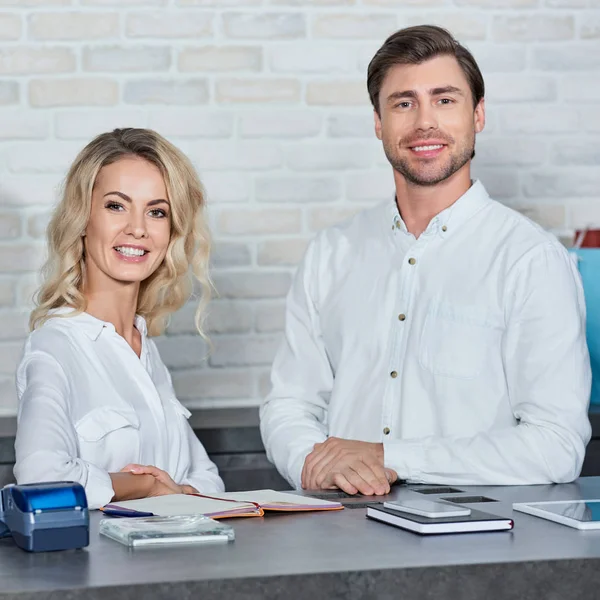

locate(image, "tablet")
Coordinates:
513 499 600 530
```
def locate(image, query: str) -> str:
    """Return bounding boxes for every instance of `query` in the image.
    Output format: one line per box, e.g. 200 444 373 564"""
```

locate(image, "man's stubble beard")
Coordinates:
383 129 476 187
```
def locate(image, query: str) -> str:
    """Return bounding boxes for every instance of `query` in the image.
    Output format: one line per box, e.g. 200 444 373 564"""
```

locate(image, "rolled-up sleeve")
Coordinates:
15 351 115 509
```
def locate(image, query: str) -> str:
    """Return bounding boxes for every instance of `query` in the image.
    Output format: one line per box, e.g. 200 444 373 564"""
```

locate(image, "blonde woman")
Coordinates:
14 128 224 509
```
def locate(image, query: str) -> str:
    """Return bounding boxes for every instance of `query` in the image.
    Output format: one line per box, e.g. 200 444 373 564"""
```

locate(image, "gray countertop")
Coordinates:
3 478 600 599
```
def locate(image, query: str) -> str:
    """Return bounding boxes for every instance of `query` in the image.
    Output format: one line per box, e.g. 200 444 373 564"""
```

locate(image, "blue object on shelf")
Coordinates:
572 248 600 406
0 481 89 552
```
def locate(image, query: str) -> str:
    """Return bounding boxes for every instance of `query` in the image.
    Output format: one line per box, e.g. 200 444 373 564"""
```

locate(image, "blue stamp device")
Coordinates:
0 481 89 552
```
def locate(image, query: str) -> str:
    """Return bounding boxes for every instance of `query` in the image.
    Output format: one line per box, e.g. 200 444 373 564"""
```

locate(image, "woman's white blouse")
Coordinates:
14 310 224 509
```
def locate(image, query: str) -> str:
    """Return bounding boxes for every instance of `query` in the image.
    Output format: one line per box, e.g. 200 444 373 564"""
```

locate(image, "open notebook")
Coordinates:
102 490 344 519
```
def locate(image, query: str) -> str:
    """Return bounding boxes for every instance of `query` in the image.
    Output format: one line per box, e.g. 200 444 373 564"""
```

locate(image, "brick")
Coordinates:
533 45 600 71
178 0 260 4
562 76 600 101
218 208 301 235
399 13 488 41
148 110 233 138
499 106 579 134
309 206 364 231
27 212 50 238
0 47 75 75
485 75 557 103
212 272 292 299
202 172 251 203
0 280 15 307
0 176 60 206
255 176 341 202
550 140 600 167
523 170 600 198
328 114 375 138
271 0 352 4
179 46 261 72
0 310 31 340
579 107 600 133
571 202 600 230
28 12 118 41
216 78 300 104
258 370 272 398
30 78 118 107
0 111 48 139
0 0 70 4
124 79 209 105
471 167 519 200
0 213 20 239
0 13 20 40
209 335 280 367
0 81 18 105
345 171 395 202
546 0 587 6
126 12 213 39
510 204 566 230
362 0 445 4
581 14 600 39
167 301 253 335
17 274 40 306
154 335 209 369
211 242 252 267
223 13 305 39
306 81 368 106
492 15 574 42
172 368 254 401
6 142 83 174
466 43 526 73
0 243 46 273
455 0 536 5
83 0 165 4
83 46 171 72
313 14 396 39
187 141 282 171
0 341 24 375
258 239 309 266
475 137 545 167
239 111 322 138
255 302 285 333
55 109 147 139
268 44 355 73
286 143 373 171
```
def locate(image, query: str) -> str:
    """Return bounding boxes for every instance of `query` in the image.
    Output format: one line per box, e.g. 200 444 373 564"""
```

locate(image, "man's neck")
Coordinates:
393 166 472 238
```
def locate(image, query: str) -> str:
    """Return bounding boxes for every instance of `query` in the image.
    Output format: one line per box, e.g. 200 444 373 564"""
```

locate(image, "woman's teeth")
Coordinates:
115 246 146 257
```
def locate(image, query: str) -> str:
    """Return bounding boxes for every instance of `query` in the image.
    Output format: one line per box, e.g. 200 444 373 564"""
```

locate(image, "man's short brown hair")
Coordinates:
367 25 485 115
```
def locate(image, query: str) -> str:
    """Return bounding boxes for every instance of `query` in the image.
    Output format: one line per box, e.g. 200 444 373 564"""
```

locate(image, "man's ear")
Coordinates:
474 98 485 134
374 109 383 140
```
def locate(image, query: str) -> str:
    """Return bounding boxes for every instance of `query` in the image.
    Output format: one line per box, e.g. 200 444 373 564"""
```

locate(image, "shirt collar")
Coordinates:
49 307 147 341
388 179 490 239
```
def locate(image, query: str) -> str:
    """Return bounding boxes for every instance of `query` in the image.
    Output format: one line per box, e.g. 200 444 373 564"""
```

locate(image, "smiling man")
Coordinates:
260 26 592 495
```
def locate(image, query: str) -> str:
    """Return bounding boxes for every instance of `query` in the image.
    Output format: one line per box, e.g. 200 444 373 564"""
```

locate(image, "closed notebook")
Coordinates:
366 504 514 535
102 489 344 519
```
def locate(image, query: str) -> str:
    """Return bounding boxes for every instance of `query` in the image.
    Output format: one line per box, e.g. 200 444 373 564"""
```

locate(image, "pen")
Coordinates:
101 506 154 518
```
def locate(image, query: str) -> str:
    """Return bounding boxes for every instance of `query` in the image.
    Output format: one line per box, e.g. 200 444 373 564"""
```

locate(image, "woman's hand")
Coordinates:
121 464 198 496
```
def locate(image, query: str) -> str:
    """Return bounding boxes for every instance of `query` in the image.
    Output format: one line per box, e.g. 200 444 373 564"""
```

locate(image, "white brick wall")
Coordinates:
0 0 598 413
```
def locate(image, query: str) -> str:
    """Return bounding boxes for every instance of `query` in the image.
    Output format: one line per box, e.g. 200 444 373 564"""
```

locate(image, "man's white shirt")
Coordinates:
15 310 224 509
260 180 592 489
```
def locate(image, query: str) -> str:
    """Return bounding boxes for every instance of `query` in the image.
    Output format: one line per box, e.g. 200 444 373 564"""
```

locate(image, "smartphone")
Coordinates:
383 499 471 518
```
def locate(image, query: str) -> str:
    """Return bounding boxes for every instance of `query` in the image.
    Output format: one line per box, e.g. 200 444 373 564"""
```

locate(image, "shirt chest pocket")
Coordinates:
419 304 501 380
74 407 141 471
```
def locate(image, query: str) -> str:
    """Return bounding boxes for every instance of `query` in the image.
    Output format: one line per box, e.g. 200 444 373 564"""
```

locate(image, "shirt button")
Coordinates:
398 313 406 321
390 371 398 378
442 225 447 232
383 427 391 435
408 257 416 265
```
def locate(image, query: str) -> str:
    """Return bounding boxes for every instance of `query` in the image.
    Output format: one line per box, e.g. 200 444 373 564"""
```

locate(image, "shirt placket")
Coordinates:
381 227 428 440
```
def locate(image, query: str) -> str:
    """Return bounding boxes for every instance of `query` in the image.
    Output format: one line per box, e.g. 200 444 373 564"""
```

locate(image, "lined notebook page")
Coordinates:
106 495 255 516
215 490 341 507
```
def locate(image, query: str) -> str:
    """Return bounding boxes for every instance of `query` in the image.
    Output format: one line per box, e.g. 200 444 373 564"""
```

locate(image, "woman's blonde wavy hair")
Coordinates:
30 127 211 338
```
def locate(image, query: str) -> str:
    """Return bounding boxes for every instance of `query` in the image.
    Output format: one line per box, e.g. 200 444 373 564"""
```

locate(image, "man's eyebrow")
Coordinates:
386 90 418 104
430 85 464 96
103 191 170 206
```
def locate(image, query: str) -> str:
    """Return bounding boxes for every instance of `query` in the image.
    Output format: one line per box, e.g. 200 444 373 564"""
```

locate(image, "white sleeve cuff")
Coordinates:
383 440 425 481
84 463 115 510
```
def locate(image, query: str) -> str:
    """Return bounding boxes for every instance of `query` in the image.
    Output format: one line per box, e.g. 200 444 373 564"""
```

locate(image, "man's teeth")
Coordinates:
115 246 146 257
413 144 444 152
